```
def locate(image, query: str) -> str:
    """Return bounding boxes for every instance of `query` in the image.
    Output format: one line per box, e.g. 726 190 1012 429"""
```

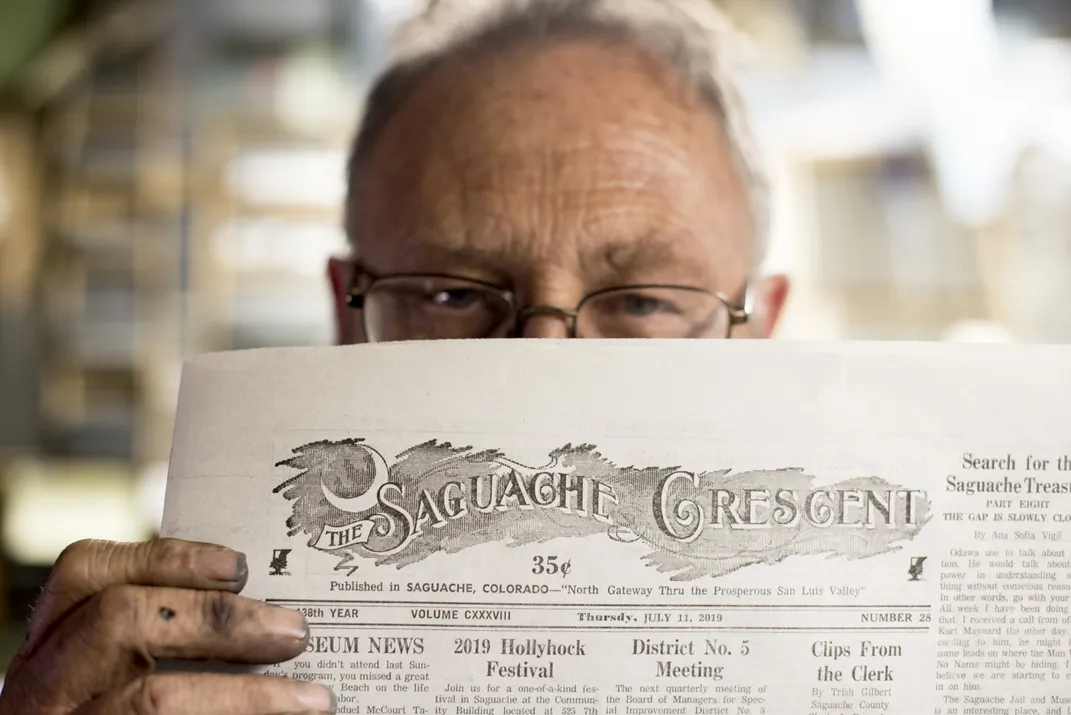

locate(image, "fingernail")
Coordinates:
264 605 309 641
196 549 248 583
293 683 336 714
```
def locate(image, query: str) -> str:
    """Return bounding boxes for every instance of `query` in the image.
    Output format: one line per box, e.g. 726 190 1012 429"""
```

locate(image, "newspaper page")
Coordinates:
162 340 1071 715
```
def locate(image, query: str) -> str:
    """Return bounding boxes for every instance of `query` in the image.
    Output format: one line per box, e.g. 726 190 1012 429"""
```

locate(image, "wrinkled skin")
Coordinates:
0 539 334 714
0 37 786 715
331 39 788 341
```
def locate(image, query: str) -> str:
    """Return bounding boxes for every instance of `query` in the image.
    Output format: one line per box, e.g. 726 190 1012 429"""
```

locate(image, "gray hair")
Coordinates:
346 0 770 263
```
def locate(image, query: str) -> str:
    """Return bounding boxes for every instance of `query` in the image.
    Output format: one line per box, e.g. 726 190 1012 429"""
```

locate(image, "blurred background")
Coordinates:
0 0 1069 672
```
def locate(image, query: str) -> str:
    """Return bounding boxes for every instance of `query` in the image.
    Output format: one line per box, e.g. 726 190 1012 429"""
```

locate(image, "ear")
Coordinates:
328 257 364 344
747 274 790 338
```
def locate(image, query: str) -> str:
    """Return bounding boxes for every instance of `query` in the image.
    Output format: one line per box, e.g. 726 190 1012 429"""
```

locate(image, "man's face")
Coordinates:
330 39 788 342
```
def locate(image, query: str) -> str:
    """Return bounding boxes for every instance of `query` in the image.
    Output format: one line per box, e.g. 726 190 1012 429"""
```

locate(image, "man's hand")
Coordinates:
0 539 335 715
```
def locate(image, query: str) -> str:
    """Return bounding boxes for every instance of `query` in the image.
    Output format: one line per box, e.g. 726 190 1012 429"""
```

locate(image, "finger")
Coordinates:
92 585 309 663
20 585 309 704
28 538 248 649
75 674 336 715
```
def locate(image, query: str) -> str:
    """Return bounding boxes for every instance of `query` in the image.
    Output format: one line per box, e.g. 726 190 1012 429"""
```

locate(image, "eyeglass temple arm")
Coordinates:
346 262 367 309
727 282 755 325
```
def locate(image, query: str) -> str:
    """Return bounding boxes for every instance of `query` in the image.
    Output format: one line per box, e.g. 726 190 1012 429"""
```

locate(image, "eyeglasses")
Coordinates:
346 267 751 342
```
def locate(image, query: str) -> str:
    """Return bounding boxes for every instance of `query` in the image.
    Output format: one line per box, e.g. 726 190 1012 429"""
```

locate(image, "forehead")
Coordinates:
352 38 755 289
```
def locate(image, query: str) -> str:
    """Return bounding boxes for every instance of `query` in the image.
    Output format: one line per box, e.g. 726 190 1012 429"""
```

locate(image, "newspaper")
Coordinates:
162 340 1071 715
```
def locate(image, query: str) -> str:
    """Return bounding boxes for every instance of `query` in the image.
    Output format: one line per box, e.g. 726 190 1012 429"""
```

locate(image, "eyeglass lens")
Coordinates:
364 277 513 342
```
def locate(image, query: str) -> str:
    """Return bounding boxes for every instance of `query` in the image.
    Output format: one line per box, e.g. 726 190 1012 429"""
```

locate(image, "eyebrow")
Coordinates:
590 234 698 278
379 230 709 285
394 239 519 278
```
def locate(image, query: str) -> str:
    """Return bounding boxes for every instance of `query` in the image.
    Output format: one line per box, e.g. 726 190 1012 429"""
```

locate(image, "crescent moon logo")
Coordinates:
320 444 390 514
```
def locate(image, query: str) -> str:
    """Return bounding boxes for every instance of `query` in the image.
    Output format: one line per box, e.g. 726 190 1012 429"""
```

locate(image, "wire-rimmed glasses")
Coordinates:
346 269 750 342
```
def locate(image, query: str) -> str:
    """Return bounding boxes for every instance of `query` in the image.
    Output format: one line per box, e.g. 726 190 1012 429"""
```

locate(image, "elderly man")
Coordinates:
0 0 788 712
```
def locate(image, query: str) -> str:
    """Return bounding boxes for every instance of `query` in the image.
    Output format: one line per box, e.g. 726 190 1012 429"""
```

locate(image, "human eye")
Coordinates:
369 276 511 340
429 288 483 310
580 287 715 339
385 279 494 315
618 292 681 317
598 290 686 320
